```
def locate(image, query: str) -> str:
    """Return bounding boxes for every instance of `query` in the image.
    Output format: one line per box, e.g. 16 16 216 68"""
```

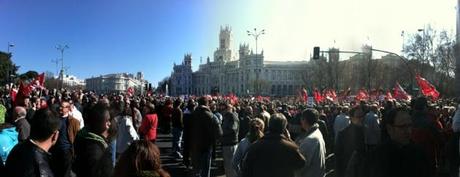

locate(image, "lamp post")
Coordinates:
247 28 265 95
56 44 69 89
247 28 265 55
7 42 14 53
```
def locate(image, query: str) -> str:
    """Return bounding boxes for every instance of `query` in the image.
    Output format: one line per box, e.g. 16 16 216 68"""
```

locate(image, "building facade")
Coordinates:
167 26 308 96
170 54 193 95
62 74 86 87
86 72 147 94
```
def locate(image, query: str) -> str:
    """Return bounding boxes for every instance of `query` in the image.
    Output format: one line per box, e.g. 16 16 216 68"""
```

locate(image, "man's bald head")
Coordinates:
14 106 27 120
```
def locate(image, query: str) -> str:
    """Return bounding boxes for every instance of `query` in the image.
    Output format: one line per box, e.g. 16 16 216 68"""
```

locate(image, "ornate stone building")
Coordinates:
86 72 147 94
170 54 193 95
167 26 308 96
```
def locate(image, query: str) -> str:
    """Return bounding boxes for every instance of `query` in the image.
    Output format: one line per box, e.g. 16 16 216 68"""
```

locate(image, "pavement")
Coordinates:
156 133 226 177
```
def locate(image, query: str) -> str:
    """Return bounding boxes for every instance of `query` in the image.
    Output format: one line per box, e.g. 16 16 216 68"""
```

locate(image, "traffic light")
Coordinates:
313 47 320 59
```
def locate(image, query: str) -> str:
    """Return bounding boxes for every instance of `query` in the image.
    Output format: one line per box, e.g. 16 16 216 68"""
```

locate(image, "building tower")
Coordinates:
239 43 250 59
219 26 231 49
214 26 232 63
184 53 192 68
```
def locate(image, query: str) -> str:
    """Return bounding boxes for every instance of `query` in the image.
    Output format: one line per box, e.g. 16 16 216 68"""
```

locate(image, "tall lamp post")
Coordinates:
56 44 69 89
7 42 14 53
247 28 265 55
247 28 265 95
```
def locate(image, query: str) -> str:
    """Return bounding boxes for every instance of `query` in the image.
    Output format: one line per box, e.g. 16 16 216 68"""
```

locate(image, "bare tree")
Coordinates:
403 26 456 96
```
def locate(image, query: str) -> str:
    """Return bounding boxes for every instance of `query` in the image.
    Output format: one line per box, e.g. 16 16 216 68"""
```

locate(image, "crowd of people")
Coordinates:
0 84 459 177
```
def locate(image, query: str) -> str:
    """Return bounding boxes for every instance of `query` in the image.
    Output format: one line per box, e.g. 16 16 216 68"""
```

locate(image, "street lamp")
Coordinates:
56 44 69 89
247 28 265 55
7 42 14 53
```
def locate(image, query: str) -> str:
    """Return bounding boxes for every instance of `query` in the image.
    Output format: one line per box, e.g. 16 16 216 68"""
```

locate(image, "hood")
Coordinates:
76 127 108 148
0 127 18 139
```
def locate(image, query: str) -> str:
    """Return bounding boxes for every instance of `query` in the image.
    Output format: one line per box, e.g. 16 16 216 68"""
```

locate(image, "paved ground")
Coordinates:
156 133 226 177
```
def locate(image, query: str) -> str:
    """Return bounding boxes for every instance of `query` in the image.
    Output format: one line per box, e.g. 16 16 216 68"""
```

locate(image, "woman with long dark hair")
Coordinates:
113 140 170 177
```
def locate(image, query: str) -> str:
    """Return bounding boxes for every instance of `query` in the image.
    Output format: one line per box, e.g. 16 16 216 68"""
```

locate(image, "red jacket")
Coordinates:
139 114 158 141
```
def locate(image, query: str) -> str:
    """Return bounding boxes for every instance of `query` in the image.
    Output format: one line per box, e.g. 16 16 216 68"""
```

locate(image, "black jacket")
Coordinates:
335 124 366 177
190 105 222 155
221 111 239 146
73 128 113 177
5 140 54 177
368 141 430 177
171 107 183 129
242 133 305 177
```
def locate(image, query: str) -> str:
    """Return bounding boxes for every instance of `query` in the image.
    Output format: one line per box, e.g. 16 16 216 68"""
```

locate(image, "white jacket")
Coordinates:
116 115 139 154
295 126 326 177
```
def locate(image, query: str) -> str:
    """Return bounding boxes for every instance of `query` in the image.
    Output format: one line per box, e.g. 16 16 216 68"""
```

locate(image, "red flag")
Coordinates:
15 82 33 107
127 87 134 96
256 95 263 102
385 91 394 101
37 73 45 86
324 89 336 102
393 82 411 101
29 73 46 90
356 89 369 101
228 92 238 105
415 75 440 100
10 89 17 103
19 81 32 97
314 88 323 103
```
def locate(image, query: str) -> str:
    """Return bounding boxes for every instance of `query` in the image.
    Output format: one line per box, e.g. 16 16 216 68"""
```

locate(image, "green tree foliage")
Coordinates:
0 51 19 85
18 70 39 81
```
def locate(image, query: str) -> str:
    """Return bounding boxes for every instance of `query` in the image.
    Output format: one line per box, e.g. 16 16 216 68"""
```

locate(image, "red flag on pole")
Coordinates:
314 88 323 103
356 89 369 101
37 73 45 87
415 75 440 100
393 82 411 101
324 89 337 102
30 72 46 90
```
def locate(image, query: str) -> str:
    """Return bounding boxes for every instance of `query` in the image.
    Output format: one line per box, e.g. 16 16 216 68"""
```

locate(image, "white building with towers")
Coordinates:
167 25 308 96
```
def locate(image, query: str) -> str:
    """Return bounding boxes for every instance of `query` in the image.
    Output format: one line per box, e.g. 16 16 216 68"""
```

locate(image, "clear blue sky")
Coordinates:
1 0 456 86
0 0 221 86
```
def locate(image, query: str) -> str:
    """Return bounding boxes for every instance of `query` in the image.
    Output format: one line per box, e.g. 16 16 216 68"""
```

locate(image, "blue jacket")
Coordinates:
0 127 18 163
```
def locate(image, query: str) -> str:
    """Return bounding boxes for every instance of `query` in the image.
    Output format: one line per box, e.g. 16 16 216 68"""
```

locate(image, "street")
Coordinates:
156 133 226 177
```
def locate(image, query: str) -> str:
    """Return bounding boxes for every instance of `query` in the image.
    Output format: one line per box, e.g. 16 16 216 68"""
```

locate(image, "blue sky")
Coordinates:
0 0 456 86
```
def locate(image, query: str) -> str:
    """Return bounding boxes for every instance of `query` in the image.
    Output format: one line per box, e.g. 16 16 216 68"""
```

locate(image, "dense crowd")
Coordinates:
0 85 459 177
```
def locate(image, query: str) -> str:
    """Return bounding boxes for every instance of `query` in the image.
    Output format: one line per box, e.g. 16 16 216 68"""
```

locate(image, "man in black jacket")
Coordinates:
5 108 61 177
171 98 183 159
241 113 305 177
368 107 430 177
221 103 239 177
335 105 367 177
73 103 113 177
190 96 223 177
